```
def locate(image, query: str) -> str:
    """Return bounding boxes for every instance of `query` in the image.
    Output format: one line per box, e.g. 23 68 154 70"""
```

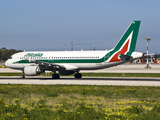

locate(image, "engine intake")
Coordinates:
24 66 45 76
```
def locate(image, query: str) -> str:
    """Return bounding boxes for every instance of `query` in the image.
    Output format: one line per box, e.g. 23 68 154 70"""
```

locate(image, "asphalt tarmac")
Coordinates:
0 76 160 86
0 64 160 86
1 64 160 73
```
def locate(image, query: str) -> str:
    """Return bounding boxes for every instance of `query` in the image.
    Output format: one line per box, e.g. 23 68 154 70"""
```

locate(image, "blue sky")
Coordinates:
1 0 160 53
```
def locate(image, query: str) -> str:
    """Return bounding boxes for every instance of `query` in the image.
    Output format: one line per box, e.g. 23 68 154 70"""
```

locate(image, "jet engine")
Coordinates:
24 66 45 76
59 70 75 75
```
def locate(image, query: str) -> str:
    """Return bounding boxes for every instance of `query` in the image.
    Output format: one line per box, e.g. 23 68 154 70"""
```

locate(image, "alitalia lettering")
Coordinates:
24 53 43 57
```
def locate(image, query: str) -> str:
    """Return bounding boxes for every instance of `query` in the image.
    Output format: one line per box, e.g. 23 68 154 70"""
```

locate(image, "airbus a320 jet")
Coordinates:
5 21 143 79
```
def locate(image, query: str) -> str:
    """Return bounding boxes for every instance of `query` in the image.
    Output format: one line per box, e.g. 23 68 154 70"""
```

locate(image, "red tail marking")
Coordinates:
110 39 130 62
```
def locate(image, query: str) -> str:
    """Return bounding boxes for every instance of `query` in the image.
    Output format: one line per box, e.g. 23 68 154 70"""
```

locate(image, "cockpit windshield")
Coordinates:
9 57 12 59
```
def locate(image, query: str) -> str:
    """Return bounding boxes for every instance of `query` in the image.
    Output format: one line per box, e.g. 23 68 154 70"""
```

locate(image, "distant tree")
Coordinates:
153 54 160 59
0 47 22 61
141 53 152 59
1 47 7 51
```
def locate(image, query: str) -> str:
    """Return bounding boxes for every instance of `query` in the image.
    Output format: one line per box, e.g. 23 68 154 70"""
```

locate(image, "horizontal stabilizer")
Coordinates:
144 53 156 56
118 53 132 62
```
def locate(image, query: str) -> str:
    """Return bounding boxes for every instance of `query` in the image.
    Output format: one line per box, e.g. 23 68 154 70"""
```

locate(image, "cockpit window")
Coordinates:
9 57 12 59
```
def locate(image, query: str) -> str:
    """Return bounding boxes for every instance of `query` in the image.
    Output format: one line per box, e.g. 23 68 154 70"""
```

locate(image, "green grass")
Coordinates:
1 84 160 119
81 73 160 77
0 72 160 78
0 73 22 76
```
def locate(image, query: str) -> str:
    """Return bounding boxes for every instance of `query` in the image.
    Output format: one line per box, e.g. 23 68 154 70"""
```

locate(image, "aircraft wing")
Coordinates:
25 59 61 68
25 59 78 71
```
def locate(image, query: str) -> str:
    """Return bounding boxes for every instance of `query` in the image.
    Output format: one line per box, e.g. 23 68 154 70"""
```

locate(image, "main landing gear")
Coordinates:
74 73 82 78
52 74 60 79
51 72 82 79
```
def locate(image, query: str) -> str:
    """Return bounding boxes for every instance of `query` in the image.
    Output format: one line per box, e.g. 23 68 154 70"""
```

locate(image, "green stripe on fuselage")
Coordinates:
14 58 106 64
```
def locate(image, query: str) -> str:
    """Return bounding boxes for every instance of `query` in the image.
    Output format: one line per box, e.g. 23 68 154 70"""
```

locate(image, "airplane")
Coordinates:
5 21 143 79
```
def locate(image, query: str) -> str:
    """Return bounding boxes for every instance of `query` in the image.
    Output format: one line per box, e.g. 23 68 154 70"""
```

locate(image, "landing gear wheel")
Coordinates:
20 74 25 78
74 73 82 78
21 70 25 78
52 74 60 79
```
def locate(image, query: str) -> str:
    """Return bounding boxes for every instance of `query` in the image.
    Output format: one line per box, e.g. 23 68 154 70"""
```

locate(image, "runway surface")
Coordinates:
1 76 160 86
0 64 160 86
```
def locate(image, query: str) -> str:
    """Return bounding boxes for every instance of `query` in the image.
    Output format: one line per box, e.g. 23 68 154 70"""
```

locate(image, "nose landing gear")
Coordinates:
20 71 25 78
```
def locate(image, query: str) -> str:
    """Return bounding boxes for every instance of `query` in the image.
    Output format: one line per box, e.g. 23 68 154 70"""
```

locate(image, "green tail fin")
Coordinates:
112 21 141 56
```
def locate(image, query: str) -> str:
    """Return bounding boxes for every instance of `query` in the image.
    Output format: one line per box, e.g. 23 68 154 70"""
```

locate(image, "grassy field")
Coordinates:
0 72 160 78
1 84 160 120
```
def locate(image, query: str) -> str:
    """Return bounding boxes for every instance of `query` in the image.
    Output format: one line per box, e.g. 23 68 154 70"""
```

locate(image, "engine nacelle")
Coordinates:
59 70 75 75
24 66 45 76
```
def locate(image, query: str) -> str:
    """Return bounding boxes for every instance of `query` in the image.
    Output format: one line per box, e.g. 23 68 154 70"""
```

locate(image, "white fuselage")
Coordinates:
5 50 143 72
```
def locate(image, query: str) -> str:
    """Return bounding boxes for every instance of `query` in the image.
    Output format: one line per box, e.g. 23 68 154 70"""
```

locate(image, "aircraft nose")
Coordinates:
5 60 9 67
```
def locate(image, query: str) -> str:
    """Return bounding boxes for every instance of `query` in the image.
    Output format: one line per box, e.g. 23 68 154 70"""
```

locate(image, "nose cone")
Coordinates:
5 60 9 67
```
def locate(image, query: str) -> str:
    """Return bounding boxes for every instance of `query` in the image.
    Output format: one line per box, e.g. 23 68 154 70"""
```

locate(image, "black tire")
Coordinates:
74 73 82 78
20 75 25 78
56 74 60 79
52 74 60 79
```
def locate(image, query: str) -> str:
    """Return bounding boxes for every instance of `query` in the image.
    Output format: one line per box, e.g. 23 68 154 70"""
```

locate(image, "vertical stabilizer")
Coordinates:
108 21 141 62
